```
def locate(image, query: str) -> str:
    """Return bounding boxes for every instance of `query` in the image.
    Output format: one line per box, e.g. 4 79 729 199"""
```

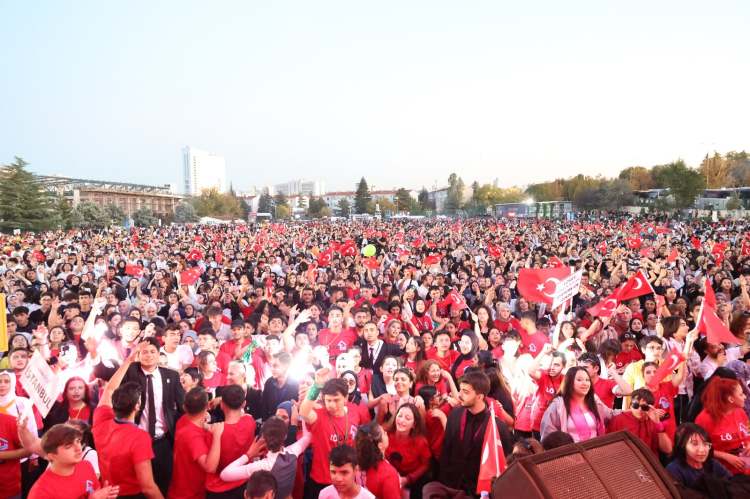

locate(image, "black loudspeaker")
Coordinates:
491 431 681 499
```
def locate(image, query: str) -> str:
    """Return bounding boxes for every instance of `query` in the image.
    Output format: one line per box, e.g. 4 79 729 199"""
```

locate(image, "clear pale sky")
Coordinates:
1 1 748 192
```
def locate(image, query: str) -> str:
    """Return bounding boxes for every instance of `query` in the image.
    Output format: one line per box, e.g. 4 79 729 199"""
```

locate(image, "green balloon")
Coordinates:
363 244 376 257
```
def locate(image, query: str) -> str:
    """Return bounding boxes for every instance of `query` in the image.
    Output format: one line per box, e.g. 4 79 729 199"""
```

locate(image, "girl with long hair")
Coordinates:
666 423 733 489
539 366 619 442
377 368 416 425
403 335 426 373
415 360 459 402
384 403 432 499
354 420 402 499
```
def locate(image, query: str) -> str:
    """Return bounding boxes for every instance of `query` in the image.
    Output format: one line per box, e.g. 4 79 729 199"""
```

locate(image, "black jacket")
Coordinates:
92 361 185 438
439 405 513 494
261 377 298 422
44 400 95 428
355 338 401 375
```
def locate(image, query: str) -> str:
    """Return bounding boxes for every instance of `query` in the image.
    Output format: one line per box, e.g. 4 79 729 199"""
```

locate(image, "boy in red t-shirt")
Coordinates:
642 359 687 442
91 343 162 498
204 384 257 497
299 367 361 498
425 331 460 372
615 333 643 374
528 344 565 438
606 389 672 457
168 388 225 499
0 413 31 499
317 306 359 361
518 311 551 356
29 424 117 499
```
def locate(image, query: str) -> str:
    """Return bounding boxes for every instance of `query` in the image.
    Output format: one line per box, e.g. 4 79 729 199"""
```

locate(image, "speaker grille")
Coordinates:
534 441 668 499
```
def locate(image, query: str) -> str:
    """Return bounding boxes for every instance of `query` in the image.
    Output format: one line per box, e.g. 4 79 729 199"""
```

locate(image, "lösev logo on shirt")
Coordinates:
0 437 8 451
329 424 358 443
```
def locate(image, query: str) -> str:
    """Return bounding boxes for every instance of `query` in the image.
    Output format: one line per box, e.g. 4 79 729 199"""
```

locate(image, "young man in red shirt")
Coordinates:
167 388 224 499
317 305 358 361
204 384 257 498
28 424 119 499
606 388 672 457
426 330 460 372
0 412 31 499
577 352 633 409
517 311 551 356
299 367 361 499
528 344 565 440
92 343 164 499
219 320 252 361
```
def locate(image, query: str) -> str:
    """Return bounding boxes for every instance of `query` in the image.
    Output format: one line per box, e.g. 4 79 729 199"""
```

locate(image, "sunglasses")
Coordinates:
630 402 652 411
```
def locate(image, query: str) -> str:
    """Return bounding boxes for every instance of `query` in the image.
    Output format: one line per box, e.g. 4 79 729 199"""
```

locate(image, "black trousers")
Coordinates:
151 437 173 497
304 477 329 499
674 394 691 426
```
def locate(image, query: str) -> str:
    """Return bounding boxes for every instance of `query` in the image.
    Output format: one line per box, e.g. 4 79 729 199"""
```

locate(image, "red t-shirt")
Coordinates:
317 328 359 360
68 404 91 422
424 403 451 459
415 380 449 398
168 417 210 499
203 372 226 390
219 339 251 360
411 315 433 332
355 297 379 309
426 349 460 372
348 400 371 424
191 350 231 376
0 414 23 499
615 349 643 372
28 460 99 499
651 381 678 442
91 405 154 496
384 433 431 478
695 408 750 474
494 318 521 333
365 459 402 499
355 368 372 395
308 405 361 483
606 412 660 456
519 330 550 356
531 370 563 432
402 357 423 373
490 344 504 359
205 416 257 492
593 377 617 409
453 358 474 378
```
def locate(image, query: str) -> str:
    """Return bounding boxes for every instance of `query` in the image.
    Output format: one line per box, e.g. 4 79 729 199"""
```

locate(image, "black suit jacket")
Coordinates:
355 338 401 374
92 361 185 438
439 405 513 494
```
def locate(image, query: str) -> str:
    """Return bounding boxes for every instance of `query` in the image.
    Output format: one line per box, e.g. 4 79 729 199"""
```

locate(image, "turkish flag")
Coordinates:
445 290 468 310
329 241 341 251
476 405 508 494
426 242 437 249
691 237 702 249
397 249 410 260
647 349 685 390
125 264 144 277
666 248 678 263
187 250 203 261
318 249 333 266
194 236 202 242
215 251 223 265
547 256 565 269
697 301 737 344
626 237 642 249
517 267 572 305
487 243 504 258
31 250 45 261
180 266 203 286
394 233 404 244
341 244 356 257
412 237 425 247
597 241 607 255
617 270 655 301
639 246 654 258
711 243 727 262
703 283 717 308
362 257 379 270
741 244 750 256
559 235 569 244
655 295 666 318
587 287 623 317
424 255 442 266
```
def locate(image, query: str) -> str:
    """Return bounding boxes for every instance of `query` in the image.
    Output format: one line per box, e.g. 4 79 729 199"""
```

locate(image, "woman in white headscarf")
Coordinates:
0 370 37 433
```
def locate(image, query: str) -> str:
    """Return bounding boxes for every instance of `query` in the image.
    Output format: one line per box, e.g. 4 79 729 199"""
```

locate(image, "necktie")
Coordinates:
369 347 375 364
146 374 156 438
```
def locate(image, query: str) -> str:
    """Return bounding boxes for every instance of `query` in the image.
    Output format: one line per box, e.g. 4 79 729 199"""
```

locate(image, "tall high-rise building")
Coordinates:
182 147 226 195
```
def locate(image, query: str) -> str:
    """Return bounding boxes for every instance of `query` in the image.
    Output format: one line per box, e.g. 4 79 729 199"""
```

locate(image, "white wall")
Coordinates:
182 147 226 195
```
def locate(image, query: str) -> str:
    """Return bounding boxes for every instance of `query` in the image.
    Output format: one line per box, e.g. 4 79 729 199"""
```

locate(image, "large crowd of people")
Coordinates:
2 215 750 499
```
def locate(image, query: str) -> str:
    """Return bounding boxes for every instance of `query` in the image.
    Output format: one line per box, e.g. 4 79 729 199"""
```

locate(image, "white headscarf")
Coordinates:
0 370 37 434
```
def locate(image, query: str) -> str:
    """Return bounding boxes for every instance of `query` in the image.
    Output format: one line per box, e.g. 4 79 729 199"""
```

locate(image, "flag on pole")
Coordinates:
477 404 507 494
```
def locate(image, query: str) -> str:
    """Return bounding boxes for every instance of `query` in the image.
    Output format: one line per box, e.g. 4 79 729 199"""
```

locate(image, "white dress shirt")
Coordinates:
140 366 166 438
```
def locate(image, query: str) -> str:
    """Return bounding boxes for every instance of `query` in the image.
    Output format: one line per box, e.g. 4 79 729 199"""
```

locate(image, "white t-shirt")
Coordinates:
160 345 194 370
319 485 375 499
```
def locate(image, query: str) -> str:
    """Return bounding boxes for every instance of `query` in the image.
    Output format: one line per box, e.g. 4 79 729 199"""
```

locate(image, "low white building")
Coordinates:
430 186 473 213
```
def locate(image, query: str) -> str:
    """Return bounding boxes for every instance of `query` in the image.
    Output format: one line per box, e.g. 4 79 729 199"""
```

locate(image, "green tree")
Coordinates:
336 198 351 217
190 187 242 217
74 201 108 229
175 203 200 223
274 192 289 209
238 198 251 219
104 203 127 226
654 160 705 209
68 209 85 229
354 177 371 214
395 188 412 211
0 157 53 232
408 197 425 215
132 205 158 227
446 173 465 212
619 166 654 190
366 197 397 215
258 191 273 213
54 196 74 230
727 195 742 211
275 205 290 219
418 188 435 211
298 194 308 211
307 197 331 218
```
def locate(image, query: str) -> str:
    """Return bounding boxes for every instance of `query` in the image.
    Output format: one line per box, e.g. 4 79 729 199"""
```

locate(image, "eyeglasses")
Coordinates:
345 379 357 386
687 441 712 450
630 402 652 411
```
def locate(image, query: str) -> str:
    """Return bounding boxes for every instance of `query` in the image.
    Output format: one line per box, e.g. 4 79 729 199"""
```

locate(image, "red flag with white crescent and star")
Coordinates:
617 270 655 301
647 349 685 390
476 404 507 494
446 289 468 310
517 267 573 305
586 287 623 317
180 266 203 286
125 264 144 277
